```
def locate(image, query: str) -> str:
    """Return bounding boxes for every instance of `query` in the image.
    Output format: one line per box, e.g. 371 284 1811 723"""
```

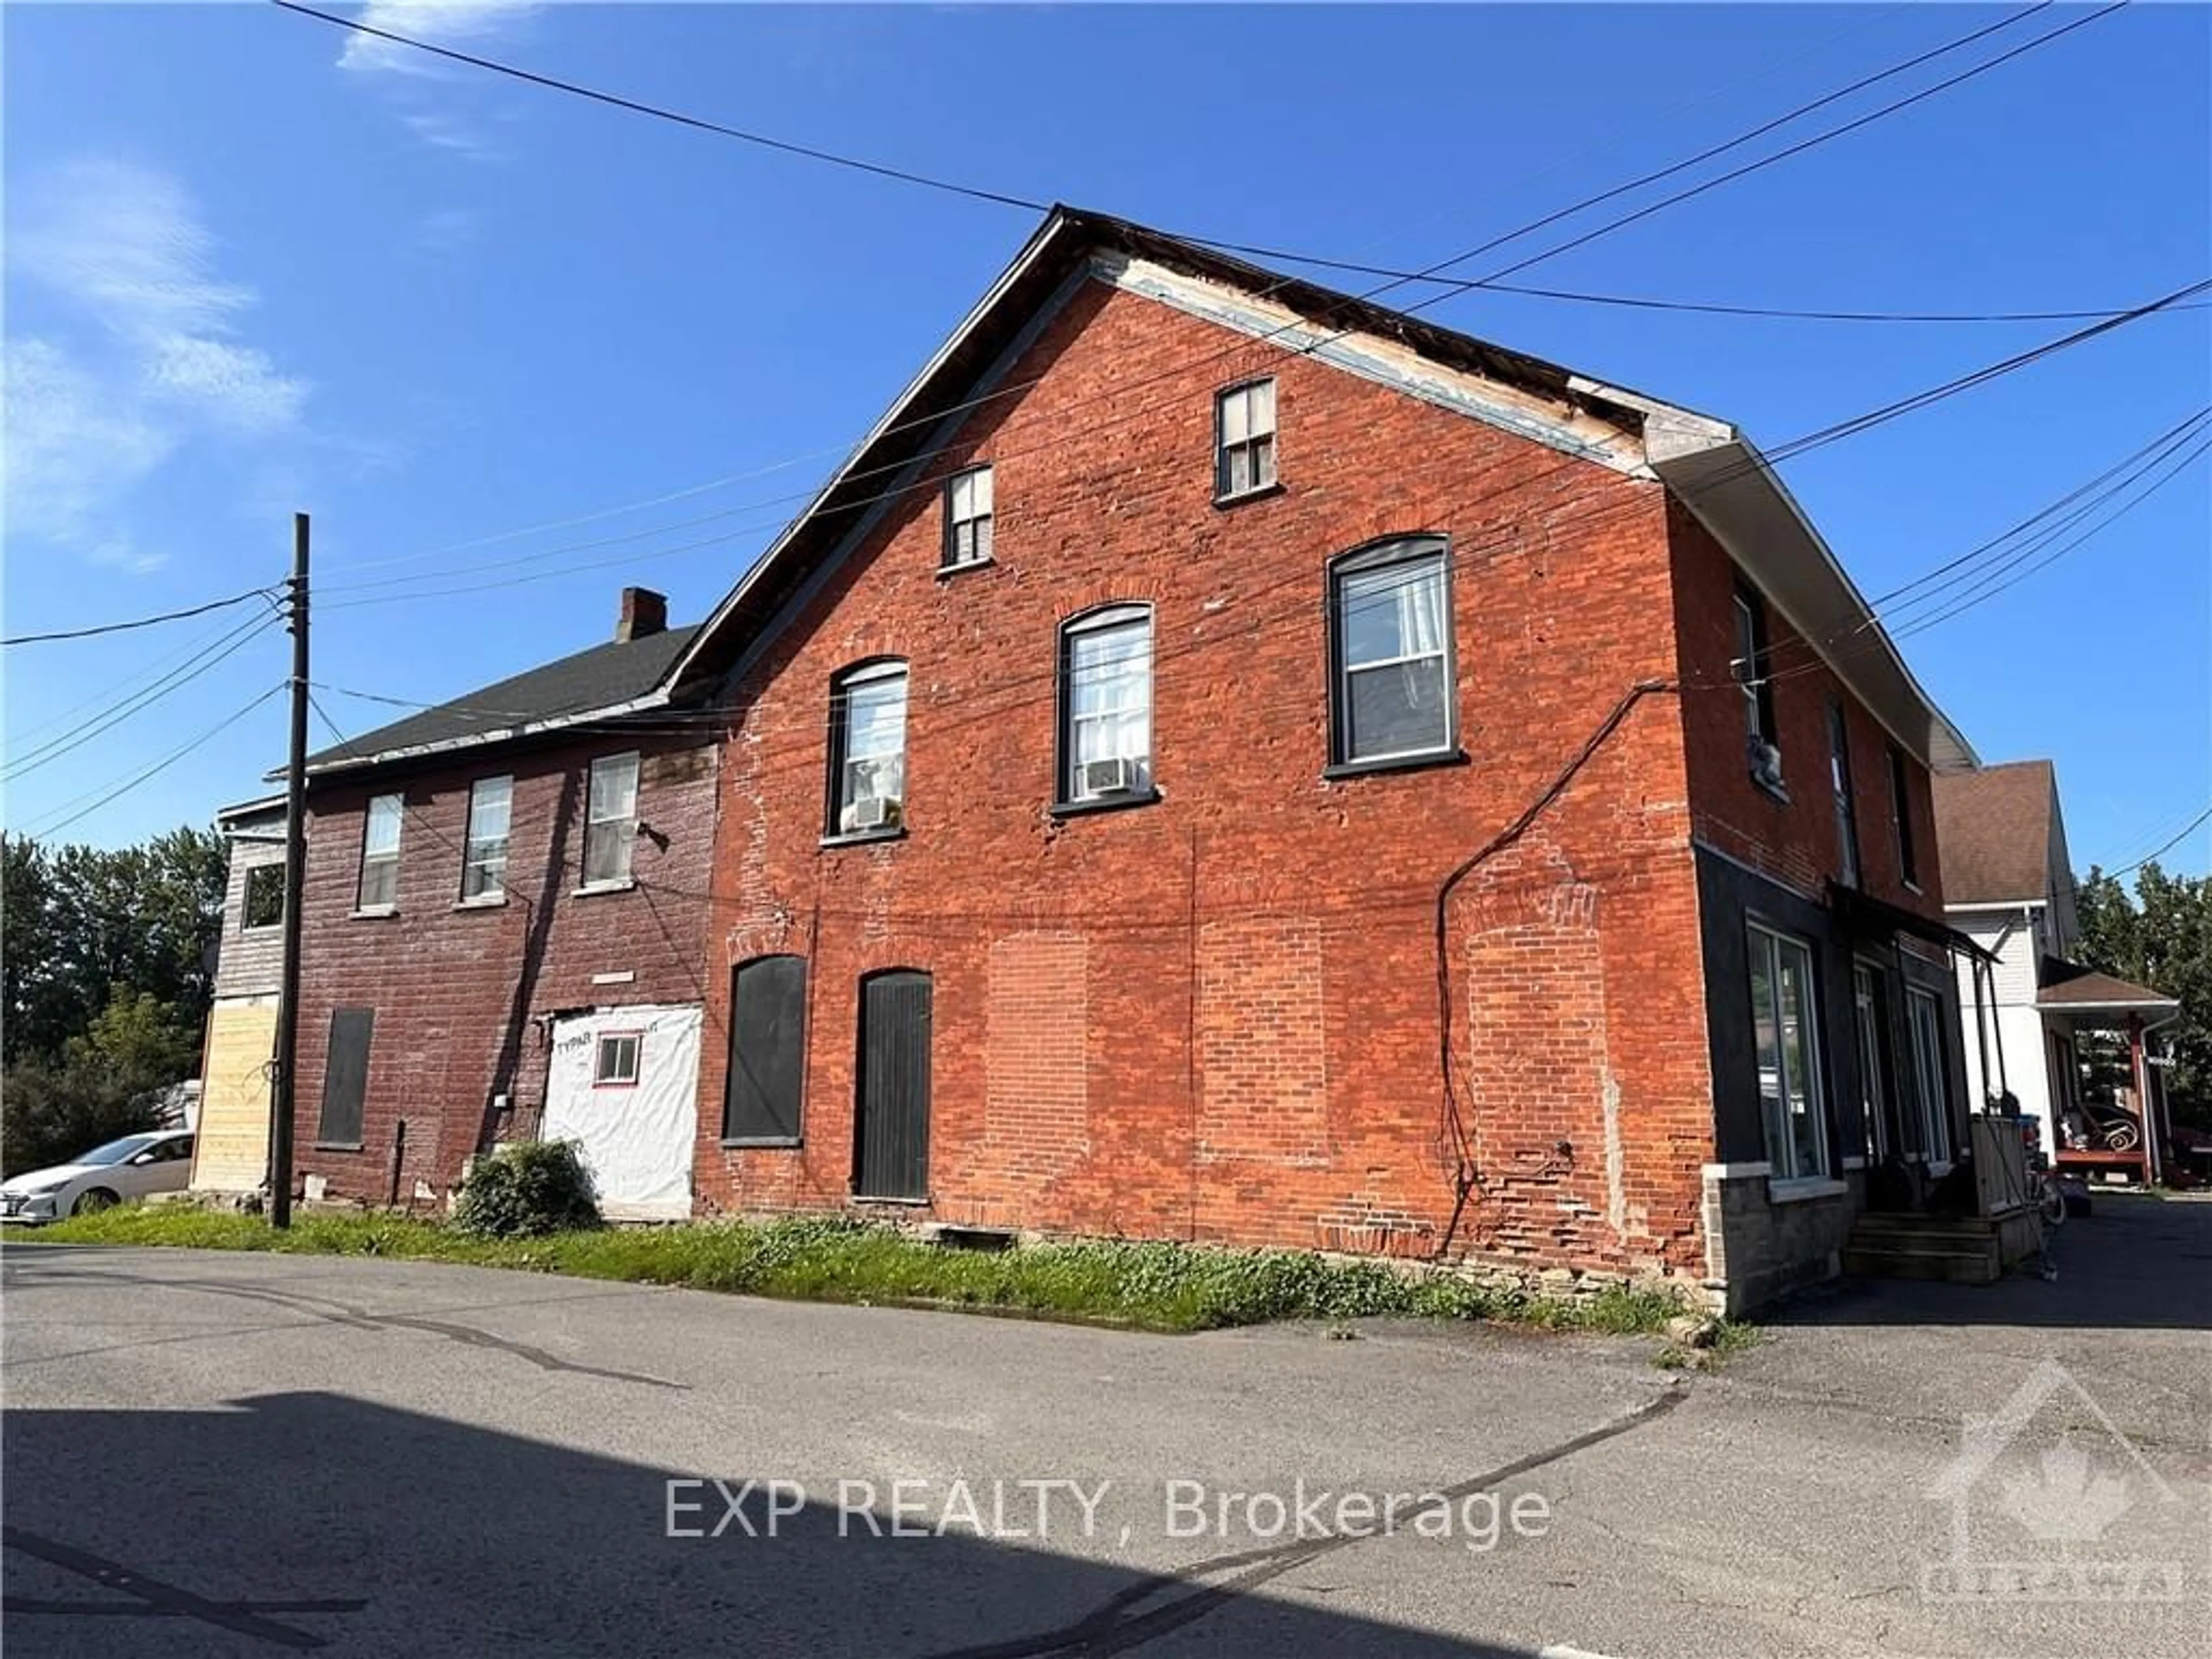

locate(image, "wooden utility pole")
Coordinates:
268 512 310 1229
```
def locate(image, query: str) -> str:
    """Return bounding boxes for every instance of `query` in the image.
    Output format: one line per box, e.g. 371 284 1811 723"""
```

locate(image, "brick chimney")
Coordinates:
616 586 667 643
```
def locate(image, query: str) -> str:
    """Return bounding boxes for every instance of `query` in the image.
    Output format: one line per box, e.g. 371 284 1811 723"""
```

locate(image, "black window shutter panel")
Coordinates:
726 956 807 1141
318 1008 374 1145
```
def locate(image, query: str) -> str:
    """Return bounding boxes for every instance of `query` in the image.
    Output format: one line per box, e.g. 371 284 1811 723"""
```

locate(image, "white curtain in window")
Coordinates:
1395 565 1445 704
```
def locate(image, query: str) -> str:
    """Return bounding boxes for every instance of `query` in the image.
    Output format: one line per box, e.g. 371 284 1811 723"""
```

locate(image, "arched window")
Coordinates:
1056 604 1155 807
1327 536 1456 768
827 660 908 838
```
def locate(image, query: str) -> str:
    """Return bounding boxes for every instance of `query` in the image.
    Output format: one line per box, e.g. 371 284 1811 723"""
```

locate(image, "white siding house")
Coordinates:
1934 762 2180 1178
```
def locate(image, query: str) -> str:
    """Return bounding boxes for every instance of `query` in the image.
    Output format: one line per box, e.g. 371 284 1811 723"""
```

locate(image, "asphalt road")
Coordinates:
4 1196 2207 1658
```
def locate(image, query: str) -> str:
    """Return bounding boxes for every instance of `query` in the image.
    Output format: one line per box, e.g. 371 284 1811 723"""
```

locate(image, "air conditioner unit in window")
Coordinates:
1080 756 1138 797
845 794 898 832
1748 736 1786 793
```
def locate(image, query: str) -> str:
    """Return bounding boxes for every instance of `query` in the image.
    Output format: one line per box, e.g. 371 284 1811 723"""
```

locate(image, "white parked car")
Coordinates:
0 1130 196 1224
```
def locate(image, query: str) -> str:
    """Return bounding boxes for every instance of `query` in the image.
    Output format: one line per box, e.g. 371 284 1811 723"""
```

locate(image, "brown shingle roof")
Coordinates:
2037 969 2179 1009
1932 761 2055 905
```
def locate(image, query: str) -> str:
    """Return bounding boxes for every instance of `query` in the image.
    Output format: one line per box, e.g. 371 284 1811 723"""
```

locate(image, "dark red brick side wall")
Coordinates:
693 278 1717 1277
1667 502 1946 919
293 734 718 1205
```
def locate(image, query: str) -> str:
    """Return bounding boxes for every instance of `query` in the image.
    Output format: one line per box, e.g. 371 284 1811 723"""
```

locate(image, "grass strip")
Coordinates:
25 1205 1699 1338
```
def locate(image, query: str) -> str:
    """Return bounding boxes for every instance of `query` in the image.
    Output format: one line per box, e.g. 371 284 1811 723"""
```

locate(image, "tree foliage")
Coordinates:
0 989 202 1175
3 826 226 1067
2 827 228 1173
2074 862 2212 1127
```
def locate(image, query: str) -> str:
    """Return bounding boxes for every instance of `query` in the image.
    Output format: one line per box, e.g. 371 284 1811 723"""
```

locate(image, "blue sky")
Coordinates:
4 2 2207 878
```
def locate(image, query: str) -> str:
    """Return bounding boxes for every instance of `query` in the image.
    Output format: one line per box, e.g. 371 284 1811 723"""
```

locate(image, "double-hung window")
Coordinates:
1059 605 1153 805
1328 536 1455 767
358 793 403 910
1828 702 1860 889
1906 987 1952 1167
1747 922 1828 1181
1888 746 1920 887
1215 379 1278 499
594 1031 642 1088
583 752 640 888
460 775 513 902
830 662 908 836
1735 587 1780 785
944 465 994 569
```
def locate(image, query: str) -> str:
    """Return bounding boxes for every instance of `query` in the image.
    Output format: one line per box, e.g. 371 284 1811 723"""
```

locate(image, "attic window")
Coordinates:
944 465 994 569
1215 379 1278 501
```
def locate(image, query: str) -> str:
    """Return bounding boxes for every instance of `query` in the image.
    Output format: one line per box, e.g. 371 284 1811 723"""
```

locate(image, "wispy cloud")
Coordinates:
2 160 310 573
406 207 481 258
338 0 539 158
339 0 539 75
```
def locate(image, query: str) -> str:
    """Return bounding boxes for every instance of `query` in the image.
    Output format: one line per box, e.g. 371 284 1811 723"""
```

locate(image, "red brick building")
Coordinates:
654 210 1982 1311
290 591 720 1219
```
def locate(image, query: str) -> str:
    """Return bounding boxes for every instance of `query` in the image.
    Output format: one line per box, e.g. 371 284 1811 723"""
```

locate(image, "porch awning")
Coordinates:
1825 881 1997 963
2036 964 2180 1016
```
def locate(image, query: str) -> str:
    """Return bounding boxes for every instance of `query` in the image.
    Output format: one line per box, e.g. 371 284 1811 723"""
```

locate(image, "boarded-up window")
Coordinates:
724 956 806 1142
317 1008 374 1146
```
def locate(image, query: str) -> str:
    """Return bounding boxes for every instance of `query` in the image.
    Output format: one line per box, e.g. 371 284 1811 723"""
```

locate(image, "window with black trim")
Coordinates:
583 752 640 887
1058 605 1153 806
358 793 402 910
460 775 512 901
242 863 285 931
1888 745 1920 887
1828 702 1860 889
944 465 993 568
828 661 908 836
1734 586 1781 789
1906 986 1952 1165
1328 536 1455 767
1215 379 1277 499
1747 921 1828 1181
724 954 807 1142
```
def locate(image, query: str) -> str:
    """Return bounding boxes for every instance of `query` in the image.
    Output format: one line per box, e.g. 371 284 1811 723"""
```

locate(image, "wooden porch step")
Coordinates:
1841 1243 2001 1285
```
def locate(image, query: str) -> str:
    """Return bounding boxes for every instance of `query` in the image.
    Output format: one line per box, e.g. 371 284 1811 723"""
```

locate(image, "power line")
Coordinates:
1886 429 2212 639
1868 407 2211 611
305 306 2212 783
1428 2 2127 294
25 683 288 840
2101 806 2212 880
269 0 1049 213
2 586 276 648
1294 271 2212 327
306 1 2116 587
298 7 1900 582
312 388 2206 796
315 267 2209 623
3 610 283 784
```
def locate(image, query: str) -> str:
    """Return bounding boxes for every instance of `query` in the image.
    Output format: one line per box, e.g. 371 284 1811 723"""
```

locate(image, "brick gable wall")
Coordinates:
694 277 1716 1278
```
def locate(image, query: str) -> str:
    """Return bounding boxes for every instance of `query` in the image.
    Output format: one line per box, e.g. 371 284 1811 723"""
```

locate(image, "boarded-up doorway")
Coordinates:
855 970 931 1201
